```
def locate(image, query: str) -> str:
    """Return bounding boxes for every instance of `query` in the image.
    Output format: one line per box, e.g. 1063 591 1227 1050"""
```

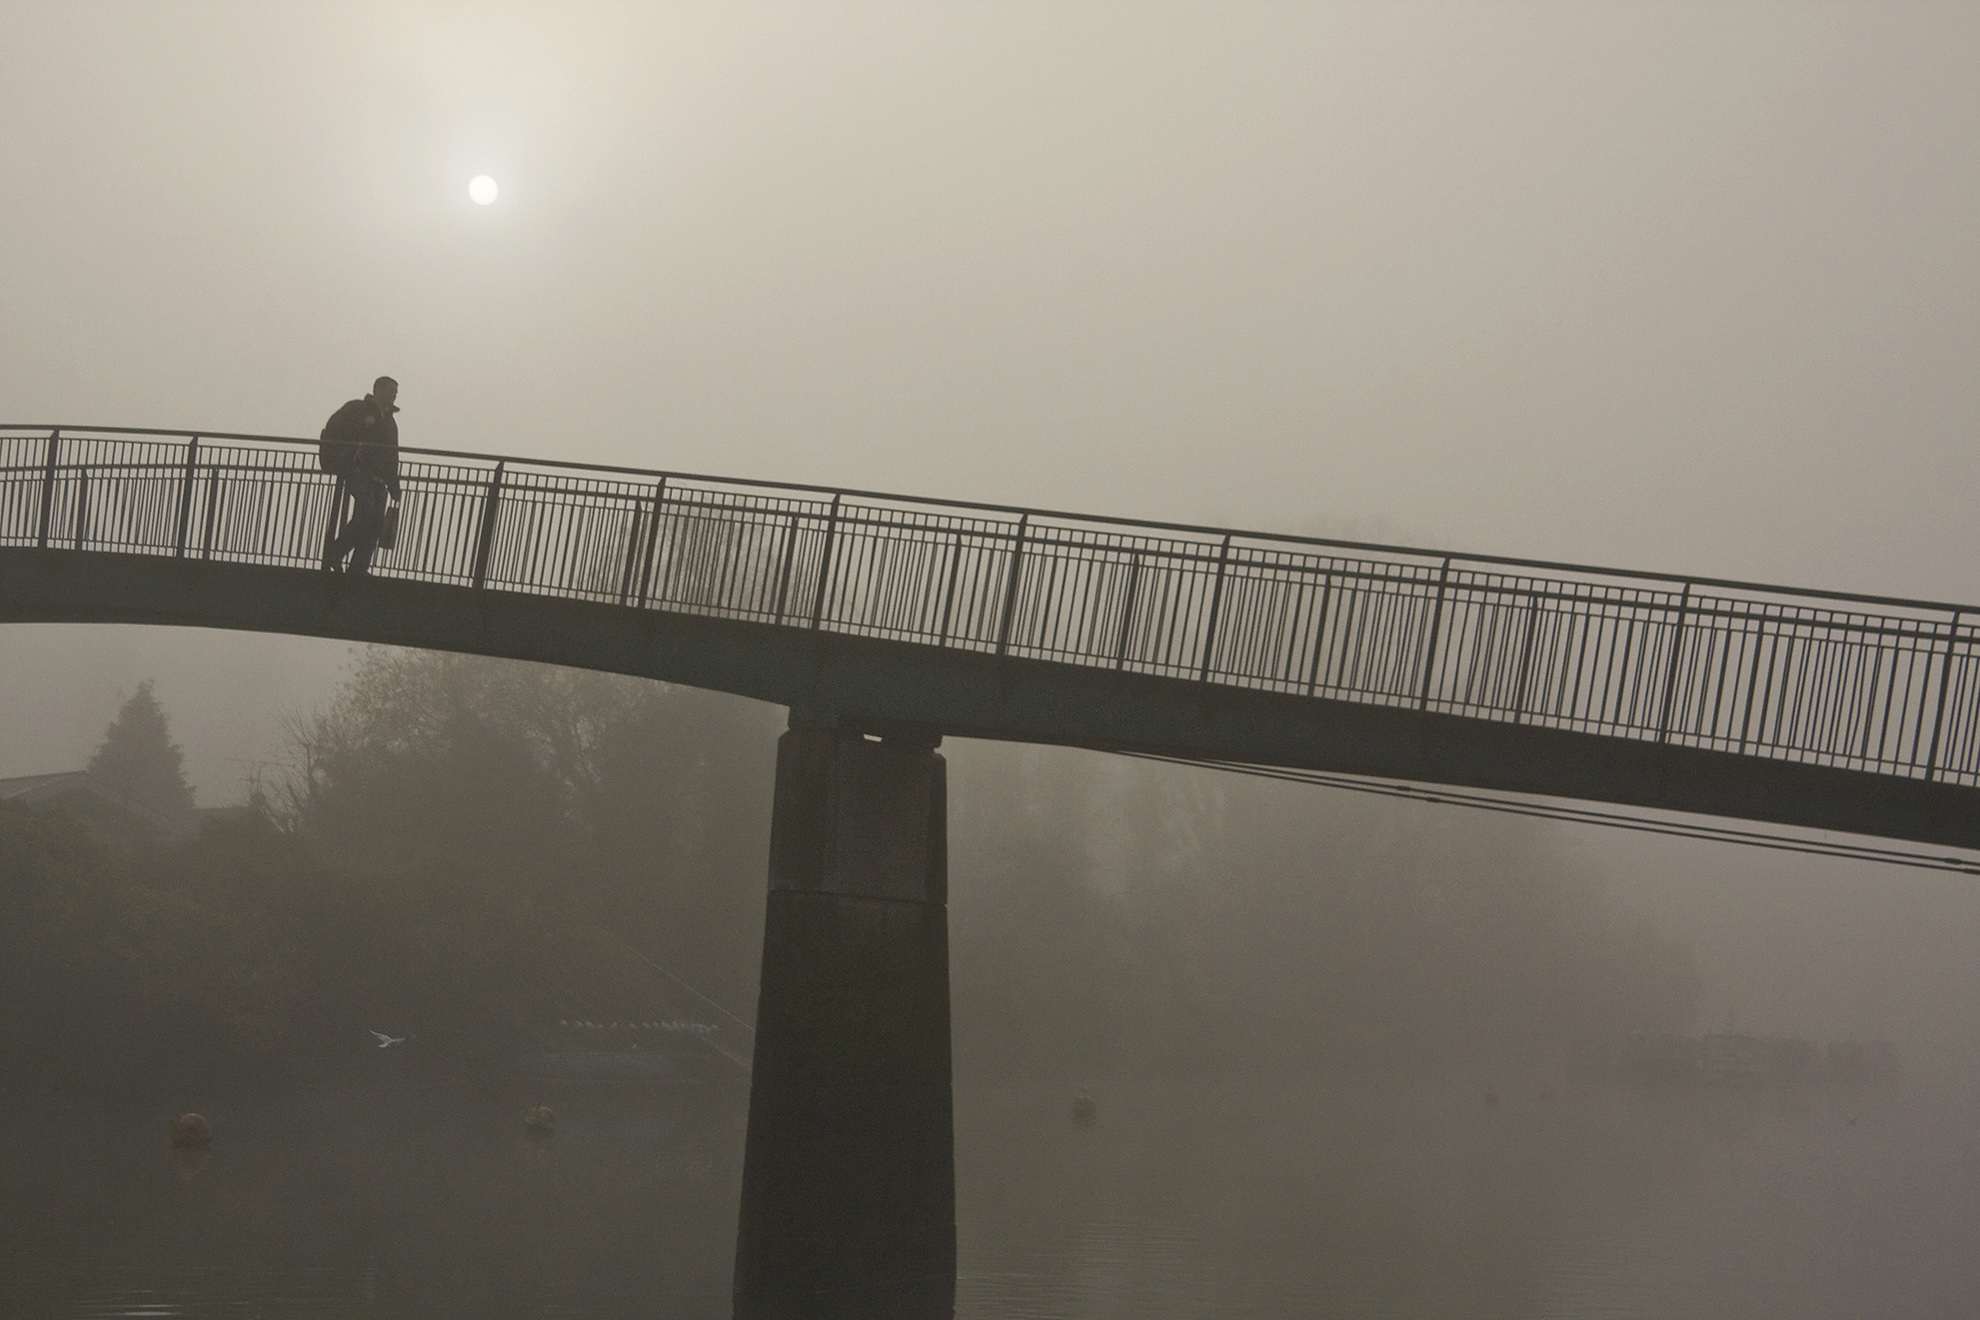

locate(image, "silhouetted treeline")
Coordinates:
276 648 780 1054
0 652 782 1088
0 651 1694 1089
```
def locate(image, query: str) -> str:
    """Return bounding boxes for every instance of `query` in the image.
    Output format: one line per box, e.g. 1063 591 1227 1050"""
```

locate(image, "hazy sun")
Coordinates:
468 175 499 206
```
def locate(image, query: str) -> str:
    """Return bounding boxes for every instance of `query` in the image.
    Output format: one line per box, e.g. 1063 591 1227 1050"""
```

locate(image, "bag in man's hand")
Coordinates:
378 501 399 551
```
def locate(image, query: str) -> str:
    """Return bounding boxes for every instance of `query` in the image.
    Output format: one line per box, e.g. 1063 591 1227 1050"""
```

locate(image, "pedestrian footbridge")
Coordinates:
4 424 1973 849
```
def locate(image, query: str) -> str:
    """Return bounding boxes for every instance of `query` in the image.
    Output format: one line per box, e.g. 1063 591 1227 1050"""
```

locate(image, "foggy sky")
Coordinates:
5 3 1980 1054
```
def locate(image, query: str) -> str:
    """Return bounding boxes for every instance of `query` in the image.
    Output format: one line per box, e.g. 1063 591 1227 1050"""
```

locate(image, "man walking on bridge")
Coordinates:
320 376 402 576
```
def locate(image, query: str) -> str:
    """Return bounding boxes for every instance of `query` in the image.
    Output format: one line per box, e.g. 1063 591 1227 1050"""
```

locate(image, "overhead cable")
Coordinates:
1113 751 1980 877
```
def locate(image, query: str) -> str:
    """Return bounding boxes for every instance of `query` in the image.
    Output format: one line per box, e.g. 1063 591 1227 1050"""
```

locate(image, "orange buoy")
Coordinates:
170 1113 212 1149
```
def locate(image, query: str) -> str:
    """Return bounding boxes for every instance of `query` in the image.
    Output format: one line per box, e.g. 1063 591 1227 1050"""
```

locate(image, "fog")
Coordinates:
5 4 1980 1312
7 0 1979 1056
6 3 1978 584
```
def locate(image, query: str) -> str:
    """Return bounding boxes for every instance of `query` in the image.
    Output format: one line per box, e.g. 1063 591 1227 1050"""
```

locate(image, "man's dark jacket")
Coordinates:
322 396 400 494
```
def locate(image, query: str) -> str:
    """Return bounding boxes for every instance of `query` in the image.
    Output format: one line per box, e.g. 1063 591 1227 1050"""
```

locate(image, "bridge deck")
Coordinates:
5 425 1977 848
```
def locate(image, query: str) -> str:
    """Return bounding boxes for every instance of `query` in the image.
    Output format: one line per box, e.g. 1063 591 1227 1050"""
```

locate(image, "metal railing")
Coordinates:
6 424 1980 788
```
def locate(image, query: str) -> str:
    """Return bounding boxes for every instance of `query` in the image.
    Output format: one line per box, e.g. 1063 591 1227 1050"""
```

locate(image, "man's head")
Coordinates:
371 376 399 412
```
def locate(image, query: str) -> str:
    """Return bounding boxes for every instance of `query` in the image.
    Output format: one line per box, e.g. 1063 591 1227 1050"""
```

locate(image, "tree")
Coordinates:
88 680 196 823
274 648 780 1041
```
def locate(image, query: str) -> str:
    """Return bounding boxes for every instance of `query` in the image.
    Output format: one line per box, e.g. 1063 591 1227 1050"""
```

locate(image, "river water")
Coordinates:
1 1071 1972 1318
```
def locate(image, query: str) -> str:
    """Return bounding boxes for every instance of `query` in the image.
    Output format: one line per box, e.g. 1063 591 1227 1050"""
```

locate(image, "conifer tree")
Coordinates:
88 680 196 821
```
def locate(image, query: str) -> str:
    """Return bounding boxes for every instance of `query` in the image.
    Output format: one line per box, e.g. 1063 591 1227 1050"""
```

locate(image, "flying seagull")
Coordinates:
370 1031 407 1049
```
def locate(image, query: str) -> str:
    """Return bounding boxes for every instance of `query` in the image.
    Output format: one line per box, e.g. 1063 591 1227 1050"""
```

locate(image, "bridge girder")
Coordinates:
4 546 1976 851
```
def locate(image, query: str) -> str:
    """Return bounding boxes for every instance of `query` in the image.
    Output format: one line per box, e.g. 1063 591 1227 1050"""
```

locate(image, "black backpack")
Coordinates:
319 403 358 476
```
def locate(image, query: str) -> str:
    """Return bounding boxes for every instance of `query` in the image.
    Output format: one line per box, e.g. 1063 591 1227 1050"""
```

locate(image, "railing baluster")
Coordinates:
1924 611 1963 782
1114 552 1143 670
1302 570 1334 697
1736 616 1768 755
34 429 60 549
1510 580 1542 723
72 468 88 550
995 514 1029 657
635 478 669 607
1416 557 1453 710
936 533 965 647
173 437 199 557
471 462 504 590
200 465 221 558
772 508 802 626
1197 535 1234 684
1655 583 1692 743
809 493 842 631
614 494 646 604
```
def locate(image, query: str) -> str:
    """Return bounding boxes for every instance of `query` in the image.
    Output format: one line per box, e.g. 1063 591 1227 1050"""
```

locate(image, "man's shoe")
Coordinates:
321 554 340 573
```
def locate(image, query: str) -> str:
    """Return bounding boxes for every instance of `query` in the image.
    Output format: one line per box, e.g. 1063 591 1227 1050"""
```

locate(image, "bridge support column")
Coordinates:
733 719 955 1320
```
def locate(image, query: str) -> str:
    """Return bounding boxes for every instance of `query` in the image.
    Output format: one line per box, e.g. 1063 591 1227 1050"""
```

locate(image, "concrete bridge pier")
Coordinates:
733 717 955 1320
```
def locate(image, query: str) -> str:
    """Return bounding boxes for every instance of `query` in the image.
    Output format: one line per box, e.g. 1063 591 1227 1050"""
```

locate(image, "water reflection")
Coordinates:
1 1080 747 1319
0 1074 1974 1318
954 1075 1979 1319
